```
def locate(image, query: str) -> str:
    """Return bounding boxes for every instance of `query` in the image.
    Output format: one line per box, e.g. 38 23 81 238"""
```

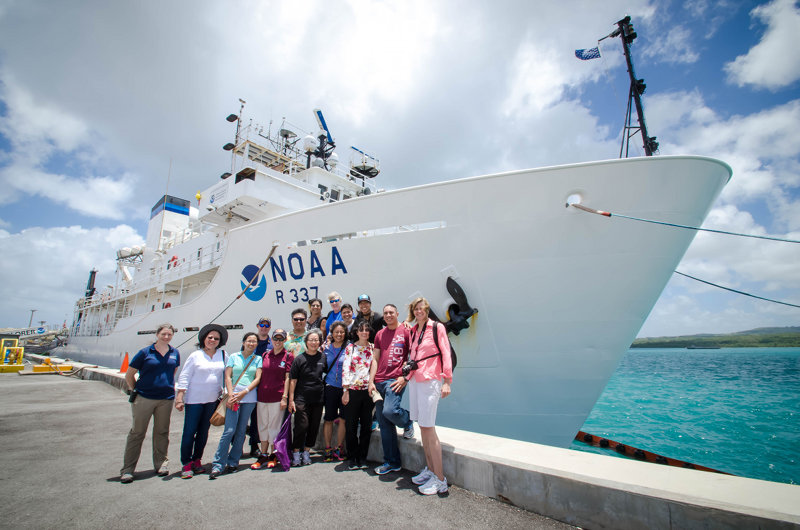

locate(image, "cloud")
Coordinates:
636 85 800 336
724 0 800 90
0 75 136 220
648 91 800 231
643 26 699 64
0 224 144 328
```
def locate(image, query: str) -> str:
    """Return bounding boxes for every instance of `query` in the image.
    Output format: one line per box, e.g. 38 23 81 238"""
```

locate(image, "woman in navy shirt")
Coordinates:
120 323 180 484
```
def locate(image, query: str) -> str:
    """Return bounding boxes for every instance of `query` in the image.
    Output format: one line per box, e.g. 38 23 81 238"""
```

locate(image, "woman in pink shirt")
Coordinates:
405 297 453 495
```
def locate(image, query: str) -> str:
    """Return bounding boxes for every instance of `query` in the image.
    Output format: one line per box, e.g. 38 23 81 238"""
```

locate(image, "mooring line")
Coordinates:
570 203 800 244
174 242 279 349
570 203 800 309
675 271 800 309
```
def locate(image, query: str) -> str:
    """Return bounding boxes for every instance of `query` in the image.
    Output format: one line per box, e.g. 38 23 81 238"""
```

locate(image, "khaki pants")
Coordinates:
121 396 173 475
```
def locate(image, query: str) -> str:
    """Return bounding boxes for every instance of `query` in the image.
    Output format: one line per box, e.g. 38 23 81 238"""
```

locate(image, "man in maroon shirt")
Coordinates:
369 304 414 475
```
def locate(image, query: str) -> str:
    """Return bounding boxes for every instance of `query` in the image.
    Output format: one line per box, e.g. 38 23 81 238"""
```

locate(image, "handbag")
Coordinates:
209 351 256 427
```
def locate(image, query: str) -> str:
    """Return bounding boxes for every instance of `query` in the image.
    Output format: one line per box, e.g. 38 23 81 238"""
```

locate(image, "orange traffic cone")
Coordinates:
119 352 129 373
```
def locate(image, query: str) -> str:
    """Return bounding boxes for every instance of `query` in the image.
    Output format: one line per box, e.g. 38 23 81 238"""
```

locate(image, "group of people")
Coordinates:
119 292 454 495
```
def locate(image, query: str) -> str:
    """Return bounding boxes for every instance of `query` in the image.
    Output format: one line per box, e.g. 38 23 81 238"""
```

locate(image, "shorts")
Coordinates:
323 385 345 421
256 401 283 445
408 378 442 428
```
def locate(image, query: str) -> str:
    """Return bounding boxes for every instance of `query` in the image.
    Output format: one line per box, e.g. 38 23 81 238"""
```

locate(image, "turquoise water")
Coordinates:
573 347 800 485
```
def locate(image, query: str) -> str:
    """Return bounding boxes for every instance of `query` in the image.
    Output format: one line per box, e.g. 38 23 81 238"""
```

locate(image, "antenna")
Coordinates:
613 16 658 157
313 108 334 144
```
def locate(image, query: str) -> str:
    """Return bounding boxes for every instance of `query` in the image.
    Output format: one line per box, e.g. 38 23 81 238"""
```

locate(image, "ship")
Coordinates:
56 19 733 448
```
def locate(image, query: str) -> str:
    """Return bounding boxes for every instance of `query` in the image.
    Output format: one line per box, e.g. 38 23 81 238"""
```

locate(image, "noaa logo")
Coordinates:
241 264 267 301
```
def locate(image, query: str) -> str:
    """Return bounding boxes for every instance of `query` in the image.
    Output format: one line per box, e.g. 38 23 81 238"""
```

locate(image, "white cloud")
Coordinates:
648 92 800 227
643 26 699 64
0 76 137 220
724 0 800 90
0 224 144 328
0 73 89 152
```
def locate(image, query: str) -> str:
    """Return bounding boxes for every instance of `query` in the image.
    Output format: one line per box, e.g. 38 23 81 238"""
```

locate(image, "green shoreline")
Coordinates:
632 327 800 348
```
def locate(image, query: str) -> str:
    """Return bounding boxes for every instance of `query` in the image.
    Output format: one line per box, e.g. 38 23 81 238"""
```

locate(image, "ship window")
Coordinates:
235 167 256 183
224 324 243 330
343 194 352 200
330 189 340 201
183 326 199 332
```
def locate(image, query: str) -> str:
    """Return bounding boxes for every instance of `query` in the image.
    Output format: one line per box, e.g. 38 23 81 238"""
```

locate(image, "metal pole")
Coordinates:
617 16 658 156
28 309 37 327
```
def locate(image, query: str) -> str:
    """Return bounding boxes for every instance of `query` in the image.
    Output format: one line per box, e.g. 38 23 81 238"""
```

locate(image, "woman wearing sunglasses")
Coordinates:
174 323 227 479
341 321 375 468
251 329 293 470
210 332 262 478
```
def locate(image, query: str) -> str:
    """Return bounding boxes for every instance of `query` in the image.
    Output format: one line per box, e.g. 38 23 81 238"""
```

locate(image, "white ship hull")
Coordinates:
59 155 730 448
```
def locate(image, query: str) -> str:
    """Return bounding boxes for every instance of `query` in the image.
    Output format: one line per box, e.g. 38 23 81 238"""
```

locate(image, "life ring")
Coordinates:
164 302 172 309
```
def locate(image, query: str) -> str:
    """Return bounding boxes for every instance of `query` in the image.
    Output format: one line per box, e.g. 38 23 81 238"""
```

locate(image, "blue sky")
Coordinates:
0 0 798 336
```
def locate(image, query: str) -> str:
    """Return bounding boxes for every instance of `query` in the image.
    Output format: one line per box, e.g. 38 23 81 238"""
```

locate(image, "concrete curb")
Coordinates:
25 353 800 529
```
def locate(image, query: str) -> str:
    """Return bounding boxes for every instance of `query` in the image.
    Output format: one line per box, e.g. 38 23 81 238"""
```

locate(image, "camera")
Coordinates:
401 360 418 378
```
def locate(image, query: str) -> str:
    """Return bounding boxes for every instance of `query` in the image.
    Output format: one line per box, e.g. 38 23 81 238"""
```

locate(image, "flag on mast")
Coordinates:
575 47 601 60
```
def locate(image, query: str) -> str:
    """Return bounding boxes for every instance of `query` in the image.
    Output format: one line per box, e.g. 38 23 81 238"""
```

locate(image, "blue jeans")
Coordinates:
375 379 411 467
180 402 216 465
212 402 256 472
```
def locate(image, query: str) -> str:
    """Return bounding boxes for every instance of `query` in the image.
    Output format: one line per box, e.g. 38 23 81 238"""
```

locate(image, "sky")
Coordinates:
0 0 798 337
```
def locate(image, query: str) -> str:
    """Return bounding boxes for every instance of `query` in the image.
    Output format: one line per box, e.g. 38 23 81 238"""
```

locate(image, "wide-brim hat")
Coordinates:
198 323 228 348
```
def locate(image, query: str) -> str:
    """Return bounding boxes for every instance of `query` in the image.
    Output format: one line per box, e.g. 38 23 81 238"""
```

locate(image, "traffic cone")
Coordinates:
119 352 129 373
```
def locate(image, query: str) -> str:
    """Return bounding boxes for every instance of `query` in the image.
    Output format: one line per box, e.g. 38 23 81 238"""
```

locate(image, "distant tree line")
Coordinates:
632 330 800 348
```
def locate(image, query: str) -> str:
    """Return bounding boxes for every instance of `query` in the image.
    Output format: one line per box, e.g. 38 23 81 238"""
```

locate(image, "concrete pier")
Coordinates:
18 354 800 529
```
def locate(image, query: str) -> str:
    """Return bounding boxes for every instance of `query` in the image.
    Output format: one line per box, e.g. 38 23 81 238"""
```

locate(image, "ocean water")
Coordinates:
572 347 800 485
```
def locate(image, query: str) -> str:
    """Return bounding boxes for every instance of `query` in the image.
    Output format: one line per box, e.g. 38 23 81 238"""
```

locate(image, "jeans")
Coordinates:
375 379 411 467
180 402 216 465
212 401 256 472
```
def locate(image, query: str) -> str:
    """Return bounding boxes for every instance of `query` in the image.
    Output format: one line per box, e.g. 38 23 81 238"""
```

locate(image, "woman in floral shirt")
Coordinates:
341 321 375 468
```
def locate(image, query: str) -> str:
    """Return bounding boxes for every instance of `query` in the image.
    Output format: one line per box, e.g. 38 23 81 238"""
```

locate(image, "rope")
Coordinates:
675 271 800 309
570 203 800 244
175 243 279 350
570 203 800 309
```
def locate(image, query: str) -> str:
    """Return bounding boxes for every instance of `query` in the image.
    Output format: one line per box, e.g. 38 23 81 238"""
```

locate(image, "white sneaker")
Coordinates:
403 422 415 439
411 466 433 485
419 476 448 495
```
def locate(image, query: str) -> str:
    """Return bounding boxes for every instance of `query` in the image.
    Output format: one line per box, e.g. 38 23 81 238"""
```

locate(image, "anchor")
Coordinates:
429 276 478 336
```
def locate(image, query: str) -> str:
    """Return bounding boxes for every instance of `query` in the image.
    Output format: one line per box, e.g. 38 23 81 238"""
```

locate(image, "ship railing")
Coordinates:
234 139 379 197
161 226 204 251
128 237 227 294
73 239 226 322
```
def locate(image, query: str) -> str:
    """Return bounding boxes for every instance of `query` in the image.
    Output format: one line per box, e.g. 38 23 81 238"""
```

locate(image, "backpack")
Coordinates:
429 321 458 370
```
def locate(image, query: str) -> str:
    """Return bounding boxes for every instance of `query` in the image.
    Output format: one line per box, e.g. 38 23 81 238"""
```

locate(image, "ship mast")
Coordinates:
612 16 658 157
